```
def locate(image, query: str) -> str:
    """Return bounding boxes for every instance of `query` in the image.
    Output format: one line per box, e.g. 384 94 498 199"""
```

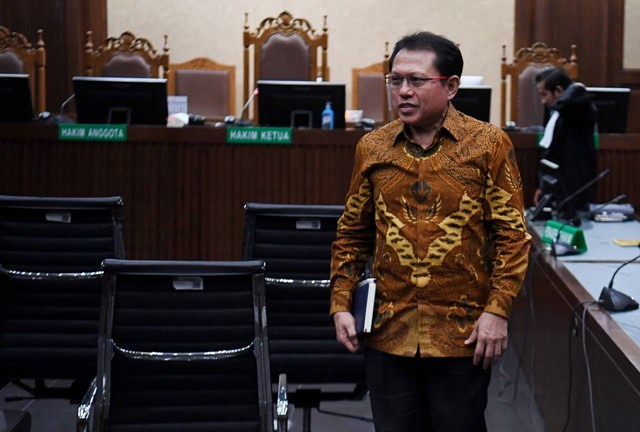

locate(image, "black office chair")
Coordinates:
0 195 126 401
242 203 368 432
77 259 287 432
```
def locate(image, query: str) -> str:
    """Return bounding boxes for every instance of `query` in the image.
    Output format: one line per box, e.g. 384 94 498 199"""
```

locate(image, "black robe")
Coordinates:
542 83 598 220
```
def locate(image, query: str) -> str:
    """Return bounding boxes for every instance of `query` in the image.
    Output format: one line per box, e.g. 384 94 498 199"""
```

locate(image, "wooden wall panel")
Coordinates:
514 0 639 132
0 0 107 112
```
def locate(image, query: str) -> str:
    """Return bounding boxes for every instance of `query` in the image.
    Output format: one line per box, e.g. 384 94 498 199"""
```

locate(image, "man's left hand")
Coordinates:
464 312 508 369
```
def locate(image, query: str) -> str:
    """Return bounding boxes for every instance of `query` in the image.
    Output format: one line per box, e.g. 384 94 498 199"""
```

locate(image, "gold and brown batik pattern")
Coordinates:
330 104 531 357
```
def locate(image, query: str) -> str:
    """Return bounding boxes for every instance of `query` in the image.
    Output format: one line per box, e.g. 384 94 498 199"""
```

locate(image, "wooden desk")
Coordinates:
509 224 640 431
0 124 362 260
1 124 639 260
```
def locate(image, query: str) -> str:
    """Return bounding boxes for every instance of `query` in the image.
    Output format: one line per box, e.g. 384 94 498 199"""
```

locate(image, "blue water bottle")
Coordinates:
321 102 334 129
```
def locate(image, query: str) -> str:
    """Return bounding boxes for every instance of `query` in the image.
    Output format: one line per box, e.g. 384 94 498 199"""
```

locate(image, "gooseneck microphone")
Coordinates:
239 88 259 124
553 168 611 219
599 248 640 312
551 194 627 257
224 88 258 126
44 93 76 124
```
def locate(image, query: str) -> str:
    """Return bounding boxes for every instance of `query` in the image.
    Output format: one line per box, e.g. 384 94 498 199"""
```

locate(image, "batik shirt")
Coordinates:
330 104 531 358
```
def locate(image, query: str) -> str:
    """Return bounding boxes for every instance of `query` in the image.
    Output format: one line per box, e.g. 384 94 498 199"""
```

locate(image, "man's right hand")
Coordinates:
333 311 361 353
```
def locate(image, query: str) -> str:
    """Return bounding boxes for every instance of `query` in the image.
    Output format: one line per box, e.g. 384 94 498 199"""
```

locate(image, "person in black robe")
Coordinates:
533 66 598 222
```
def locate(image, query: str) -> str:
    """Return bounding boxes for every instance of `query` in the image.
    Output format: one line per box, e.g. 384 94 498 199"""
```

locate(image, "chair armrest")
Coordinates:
76 377 97 432
1 267 104 281
276 373 289 432
113 341 253 361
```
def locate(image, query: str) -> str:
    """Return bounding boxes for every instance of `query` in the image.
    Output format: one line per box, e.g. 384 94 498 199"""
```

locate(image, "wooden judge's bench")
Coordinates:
1 124 639 260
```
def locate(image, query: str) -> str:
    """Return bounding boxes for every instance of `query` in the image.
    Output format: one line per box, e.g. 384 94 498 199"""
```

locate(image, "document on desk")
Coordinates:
613 239 640 247
352 277 376 334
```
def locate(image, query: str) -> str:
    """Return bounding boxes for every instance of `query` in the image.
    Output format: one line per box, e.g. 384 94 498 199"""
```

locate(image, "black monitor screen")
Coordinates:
452 85 491 123
257 80 346 129
586 87 630 134
73 76 168 125
0 73 35 122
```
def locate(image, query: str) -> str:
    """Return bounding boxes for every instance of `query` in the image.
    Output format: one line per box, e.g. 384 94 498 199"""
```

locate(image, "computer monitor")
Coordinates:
0 73 35 122
586 87 630 134
257 80 346 129
452 85 491 123
72 76 168 125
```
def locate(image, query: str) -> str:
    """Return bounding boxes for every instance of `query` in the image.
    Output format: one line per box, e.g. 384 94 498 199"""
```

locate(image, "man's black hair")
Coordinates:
388 31 463 78
535 66 573 92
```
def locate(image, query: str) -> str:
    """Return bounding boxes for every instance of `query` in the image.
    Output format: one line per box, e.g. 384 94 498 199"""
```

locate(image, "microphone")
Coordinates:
599 248 640 312
553 168 610 220
551 193 627 257
235 88 259 126
44 93 76 124
223 88 258 126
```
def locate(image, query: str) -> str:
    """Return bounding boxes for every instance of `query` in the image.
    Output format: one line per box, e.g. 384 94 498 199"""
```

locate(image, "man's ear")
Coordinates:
554 85 565 97
447 75 460 100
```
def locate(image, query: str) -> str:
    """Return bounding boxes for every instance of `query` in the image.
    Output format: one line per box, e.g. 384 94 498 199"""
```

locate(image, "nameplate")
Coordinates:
226 127 292 145
541 219 588 252
58 124 127 142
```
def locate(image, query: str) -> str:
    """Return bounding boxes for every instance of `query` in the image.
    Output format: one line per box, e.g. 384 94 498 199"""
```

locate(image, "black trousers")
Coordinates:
365 347 491 432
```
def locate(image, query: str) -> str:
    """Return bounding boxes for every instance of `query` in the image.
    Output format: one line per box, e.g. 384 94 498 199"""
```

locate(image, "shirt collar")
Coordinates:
391 103 465 147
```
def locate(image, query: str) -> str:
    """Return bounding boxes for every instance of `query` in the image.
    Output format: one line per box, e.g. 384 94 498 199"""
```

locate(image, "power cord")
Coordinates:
581 301 600 432
561 299 601 432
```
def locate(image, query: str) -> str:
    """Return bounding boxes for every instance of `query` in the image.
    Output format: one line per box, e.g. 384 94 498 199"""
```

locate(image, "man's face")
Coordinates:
536 81 563 108
390 49 457 130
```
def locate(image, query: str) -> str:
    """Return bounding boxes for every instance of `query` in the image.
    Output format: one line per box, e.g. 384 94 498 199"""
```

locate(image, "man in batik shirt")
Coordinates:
330 31 531 432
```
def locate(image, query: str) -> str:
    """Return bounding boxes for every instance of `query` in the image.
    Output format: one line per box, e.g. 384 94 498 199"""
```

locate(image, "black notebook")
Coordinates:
353 277 376 334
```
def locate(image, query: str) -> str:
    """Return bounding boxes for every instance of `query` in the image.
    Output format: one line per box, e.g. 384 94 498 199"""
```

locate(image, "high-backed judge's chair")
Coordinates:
352 42 391 125
501 42 578 128
84 30 169 78
167 57 236 121
0 26 46 113
243 10 329 121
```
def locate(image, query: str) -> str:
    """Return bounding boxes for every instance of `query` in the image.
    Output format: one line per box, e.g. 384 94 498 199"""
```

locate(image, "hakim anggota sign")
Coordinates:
58 124 127 142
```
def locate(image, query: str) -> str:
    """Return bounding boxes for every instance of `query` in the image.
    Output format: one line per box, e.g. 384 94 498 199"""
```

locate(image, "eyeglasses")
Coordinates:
385 74 450 88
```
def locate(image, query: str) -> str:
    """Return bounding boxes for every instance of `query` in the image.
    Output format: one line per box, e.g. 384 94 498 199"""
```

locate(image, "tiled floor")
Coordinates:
0 342 544 432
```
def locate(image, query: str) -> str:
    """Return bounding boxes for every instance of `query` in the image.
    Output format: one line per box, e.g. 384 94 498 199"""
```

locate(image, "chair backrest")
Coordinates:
84 30 169 78
352 42 390 124
501 42 578 128
241 203 366 423
0 25 46 113
0 195 126 393
243 11 329 121
167 57 236 121
92 259 273 432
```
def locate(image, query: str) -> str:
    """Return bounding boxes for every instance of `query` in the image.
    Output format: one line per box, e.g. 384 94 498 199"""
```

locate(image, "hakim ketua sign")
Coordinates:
58 124 127 142
226 127 292 145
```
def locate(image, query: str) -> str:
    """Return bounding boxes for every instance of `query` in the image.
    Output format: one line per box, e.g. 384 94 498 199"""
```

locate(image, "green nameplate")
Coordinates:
541 219 587 253
58 124 127 142
226 127 292 145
